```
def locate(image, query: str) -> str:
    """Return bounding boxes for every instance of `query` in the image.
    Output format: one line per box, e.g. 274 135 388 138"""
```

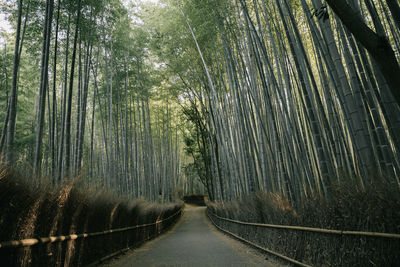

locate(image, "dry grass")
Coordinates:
208 177 400 266
0 166 183 266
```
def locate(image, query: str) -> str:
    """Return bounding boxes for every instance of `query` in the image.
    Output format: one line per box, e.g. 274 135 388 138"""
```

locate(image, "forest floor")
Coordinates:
98 205 282 267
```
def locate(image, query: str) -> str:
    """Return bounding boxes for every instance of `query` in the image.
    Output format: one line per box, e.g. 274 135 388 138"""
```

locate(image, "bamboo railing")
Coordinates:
208 210 400 266
208 211 400 239
0 208 183 249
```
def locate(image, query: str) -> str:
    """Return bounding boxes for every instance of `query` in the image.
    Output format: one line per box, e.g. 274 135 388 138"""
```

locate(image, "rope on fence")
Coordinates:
208 211 400 239
207 211 311 267
0 208 183 249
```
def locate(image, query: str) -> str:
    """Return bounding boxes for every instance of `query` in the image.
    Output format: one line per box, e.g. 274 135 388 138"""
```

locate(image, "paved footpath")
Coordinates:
99 206 281 267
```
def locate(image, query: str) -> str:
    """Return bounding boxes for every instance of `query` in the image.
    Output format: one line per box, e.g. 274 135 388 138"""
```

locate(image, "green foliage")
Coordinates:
181 102 212 193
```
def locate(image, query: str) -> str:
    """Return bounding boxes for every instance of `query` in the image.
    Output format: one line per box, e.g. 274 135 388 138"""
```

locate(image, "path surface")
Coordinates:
100 206 280 267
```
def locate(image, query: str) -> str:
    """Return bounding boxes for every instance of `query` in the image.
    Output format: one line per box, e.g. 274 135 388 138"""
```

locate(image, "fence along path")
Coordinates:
208 211 400 239
0 208 183 249
208 210 400 266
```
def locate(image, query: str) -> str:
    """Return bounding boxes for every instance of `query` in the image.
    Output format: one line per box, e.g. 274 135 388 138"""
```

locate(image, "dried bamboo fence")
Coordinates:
208 210 400 266
0 207 183 266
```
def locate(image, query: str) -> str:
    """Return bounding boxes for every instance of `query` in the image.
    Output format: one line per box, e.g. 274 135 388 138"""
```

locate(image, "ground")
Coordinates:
98 205 283 267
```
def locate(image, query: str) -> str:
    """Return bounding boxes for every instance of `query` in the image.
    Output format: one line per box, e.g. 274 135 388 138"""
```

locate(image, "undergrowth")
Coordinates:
183 194 206 206
0 166 183 267
208 177 400 266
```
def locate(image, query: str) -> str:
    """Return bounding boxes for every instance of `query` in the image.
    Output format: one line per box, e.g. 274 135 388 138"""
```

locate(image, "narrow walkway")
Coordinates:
100 206 280 267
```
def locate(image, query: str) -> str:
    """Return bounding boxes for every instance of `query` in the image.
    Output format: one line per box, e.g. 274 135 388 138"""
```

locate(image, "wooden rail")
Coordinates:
0 208 183 249
208 211 400 239
209 209 400 266
87 208 185 267
207 211 311 267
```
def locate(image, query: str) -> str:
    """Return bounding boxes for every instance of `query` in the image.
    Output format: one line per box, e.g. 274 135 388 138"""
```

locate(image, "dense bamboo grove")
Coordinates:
1 0 400 207
152 0 400 204
0 0 185 202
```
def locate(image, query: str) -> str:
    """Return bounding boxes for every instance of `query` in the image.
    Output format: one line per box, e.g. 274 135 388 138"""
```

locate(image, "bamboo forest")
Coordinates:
0 0 399 266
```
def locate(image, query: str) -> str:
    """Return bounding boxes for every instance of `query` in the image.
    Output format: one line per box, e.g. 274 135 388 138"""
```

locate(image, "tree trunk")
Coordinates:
65 0 82 177
33 0 54 175
326 0 400 106
50 0 61 180
57 12 71 181
5 0 23 164
386 0 400 31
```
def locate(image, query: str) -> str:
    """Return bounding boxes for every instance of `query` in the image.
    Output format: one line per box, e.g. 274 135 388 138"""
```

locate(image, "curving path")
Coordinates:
99 206 281 267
